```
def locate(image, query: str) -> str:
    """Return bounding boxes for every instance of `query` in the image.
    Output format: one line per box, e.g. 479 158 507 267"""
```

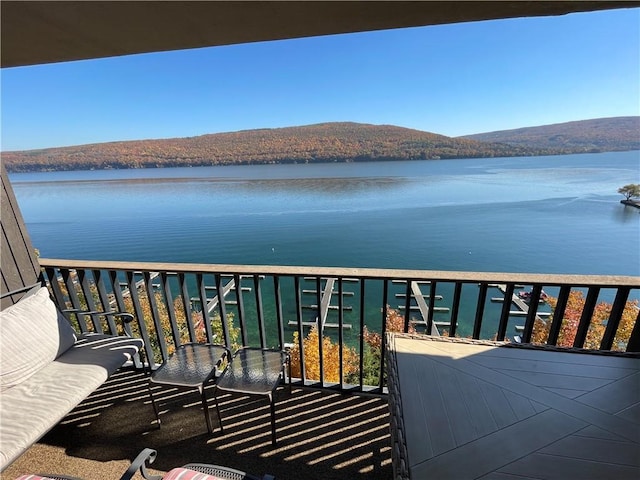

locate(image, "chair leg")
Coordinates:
269 393 276 446
199 385 214 434
120 448 163 480
148 383 161 427
140 347 162 427
214 389 224 433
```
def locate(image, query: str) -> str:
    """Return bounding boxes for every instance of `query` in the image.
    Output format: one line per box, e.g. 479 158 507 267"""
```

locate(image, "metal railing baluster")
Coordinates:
449 281 462 338
379 280 389 392
359 279 366 391
255 275 266 348
294 275 305 381
234 274 248 347
497 283 515 341
338 276 344 389
601 287 631 350
548 286 571 345
427 281 437 335
574 287 600 348
78 269 101 332
126 270 157 369
92 269 117 334
316 276 324 386
274 275 284 351
521 284 543 343
214 273 231 348
160 272 180 350
473 283 488 339
178 273 196 343
196 273 213 343
403 280 412 332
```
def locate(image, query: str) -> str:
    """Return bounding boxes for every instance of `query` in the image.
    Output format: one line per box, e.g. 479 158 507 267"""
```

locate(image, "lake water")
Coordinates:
9 151 640 342
10 151 640 277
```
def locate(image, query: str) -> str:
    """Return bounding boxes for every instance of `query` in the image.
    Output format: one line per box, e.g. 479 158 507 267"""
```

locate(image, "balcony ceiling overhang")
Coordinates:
2 1 639 69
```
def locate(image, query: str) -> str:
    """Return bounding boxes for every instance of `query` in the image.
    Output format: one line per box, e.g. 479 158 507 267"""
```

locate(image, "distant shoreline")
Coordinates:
3 117 638 174
621 199 640 209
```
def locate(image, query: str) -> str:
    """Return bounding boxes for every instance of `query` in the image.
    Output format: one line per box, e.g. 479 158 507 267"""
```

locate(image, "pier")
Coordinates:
393 281 442 336
110 271 159 307
289 277 353 332
189 280 252 313
492 284 549 337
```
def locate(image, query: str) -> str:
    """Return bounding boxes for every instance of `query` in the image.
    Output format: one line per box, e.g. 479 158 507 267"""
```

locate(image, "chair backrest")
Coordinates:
1 163 42 310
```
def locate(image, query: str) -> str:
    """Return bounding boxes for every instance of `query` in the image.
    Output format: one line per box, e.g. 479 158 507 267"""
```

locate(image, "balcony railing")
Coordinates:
39 258 640 394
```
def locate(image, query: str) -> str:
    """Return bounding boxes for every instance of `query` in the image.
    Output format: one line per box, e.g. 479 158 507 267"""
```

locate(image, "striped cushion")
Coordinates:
0 287 77 391
162 468 223 480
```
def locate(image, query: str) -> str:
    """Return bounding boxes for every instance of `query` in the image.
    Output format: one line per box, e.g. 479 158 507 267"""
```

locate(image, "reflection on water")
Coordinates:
233 176 409 194
615 203 640 223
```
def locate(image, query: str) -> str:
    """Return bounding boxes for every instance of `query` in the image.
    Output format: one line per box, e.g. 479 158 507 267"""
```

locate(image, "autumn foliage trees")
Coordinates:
530 290 638 351
289 305 416 386
3 122 544 172
288 326 359 383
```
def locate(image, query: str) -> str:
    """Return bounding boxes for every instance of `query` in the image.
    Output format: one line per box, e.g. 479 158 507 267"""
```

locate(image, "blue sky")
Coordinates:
1 7 639 151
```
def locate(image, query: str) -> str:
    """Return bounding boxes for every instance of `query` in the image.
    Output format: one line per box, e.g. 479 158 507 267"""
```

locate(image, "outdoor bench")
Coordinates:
0 285 144 472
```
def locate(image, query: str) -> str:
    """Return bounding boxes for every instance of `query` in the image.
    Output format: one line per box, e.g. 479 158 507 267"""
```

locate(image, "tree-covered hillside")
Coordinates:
3 118 638 173
1 122 542 172
462 116 639 153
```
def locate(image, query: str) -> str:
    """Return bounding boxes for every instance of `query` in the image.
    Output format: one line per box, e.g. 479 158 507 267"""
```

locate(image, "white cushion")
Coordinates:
0 287 77 391
0 333 143 470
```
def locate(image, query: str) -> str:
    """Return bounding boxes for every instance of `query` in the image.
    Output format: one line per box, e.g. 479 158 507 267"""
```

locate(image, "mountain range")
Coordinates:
2 116 638 172
462 116 639 152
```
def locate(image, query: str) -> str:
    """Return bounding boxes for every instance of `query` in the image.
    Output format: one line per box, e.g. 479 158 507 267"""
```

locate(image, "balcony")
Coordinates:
3 257 638 479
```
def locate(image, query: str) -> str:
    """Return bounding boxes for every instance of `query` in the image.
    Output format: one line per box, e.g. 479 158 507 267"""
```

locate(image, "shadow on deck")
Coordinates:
3 369 392 480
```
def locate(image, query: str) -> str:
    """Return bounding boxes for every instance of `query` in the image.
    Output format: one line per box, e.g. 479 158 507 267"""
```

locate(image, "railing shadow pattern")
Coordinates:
4 369 392 480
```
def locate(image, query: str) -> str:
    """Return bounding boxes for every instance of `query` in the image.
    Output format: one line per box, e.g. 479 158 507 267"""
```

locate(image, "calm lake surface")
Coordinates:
11 151 640 276
10 151 640 341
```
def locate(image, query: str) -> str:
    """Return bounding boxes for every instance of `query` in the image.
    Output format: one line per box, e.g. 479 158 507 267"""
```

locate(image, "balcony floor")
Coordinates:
3 369 392 480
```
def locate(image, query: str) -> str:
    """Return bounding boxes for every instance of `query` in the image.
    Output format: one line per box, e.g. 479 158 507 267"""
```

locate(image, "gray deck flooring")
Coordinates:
389 335 640 480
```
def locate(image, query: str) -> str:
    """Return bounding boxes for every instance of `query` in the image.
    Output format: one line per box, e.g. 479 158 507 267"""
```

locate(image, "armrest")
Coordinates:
119 448 162 480
61 309 134 323
62 309 136 337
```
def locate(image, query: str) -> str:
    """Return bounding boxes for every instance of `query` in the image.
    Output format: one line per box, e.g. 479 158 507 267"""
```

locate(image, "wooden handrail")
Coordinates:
39 258 640 288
